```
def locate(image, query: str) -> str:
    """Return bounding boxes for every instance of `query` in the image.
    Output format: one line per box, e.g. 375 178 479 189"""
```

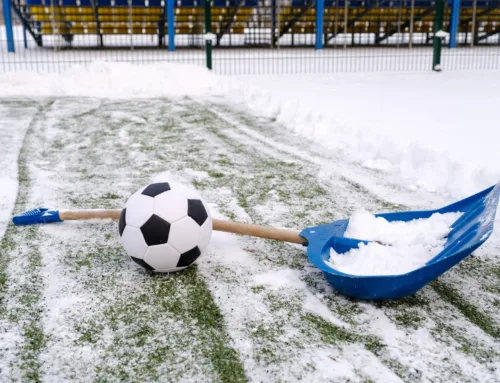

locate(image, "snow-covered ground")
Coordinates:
1 63 498 198
0 63 499 382
0 103 37 240
236 70 500 198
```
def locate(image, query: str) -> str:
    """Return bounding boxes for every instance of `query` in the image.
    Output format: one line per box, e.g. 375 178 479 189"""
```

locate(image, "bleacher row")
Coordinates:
23 0 258 36
284 4 499 35
23 0 498 6
17 0 500 43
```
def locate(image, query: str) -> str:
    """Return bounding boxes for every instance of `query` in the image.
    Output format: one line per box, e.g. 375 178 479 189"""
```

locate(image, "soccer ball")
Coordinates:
118 181 212 272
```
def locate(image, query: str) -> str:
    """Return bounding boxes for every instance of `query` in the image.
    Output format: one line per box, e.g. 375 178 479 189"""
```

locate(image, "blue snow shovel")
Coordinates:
13 183 500 300
300 183 500 299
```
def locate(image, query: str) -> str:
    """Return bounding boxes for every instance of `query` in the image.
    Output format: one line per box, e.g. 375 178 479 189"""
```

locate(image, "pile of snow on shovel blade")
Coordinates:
327 210 463 276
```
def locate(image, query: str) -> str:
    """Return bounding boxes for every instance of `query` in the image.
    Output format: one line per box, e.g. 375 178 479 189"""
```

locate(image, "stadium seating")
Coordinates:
13 0 500 46
20 0 256 41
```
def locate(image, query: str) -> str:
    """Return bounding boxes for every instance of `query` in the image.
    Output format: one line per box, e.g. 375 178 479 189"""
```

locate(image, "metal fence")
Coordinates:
1 0 499 74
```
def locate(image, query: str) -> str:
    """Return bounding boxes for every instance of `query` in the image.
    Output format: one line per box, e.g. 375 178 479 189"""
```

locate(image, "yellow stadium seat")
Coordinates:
40 22 70 34
71 22 98 34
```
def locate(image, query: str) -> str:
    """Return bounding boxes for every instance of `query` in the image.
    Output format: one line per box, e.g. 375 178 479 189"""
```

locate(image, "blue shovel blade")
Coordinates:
300 183 500 300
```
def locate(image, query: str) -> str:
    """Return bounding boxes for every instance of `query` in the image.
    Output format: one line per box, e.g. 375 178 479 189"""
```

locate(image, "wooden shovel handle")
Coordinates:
213 219 306 245
59 209 306 245
59 210 121 220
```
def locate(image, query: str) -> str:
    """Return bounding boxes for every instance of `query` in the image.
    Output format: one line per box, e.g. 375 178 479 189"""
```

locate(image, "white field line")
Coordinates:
0 102 45 379
0 102 35 240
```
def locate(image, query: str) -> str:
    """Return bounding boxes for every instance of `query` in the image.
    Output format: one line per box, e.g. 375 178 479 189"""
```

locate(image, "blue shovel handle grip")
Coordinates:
12 208 63 226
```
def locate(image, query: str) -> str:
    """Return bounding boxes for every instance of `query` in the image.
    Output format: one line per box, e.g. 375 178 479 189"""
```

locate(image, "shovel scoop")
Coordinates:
13 184 500 300
300 183 500 299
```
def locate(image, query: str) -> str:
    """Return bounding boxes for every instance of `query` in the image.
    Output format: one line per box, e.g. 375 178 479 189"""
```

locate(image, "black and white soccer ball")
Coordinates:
118 181 212 272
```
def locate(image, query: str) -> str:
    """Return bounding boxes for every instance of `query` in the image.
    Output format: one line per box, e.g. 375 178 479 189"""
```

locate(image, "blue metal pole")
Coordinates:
315 0 324 49
2 0 16 53
449 0 461 48
167 0 175 51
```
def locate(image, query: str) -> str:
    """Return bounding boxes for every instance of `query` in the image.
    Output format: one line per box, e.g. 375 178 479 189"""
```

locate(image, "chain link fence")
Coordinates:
1 0 499 73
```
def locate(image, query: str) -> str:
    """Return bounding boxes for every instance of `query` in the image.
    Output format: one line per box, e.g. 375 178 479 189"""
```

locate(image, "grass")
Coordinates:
77 265 248 382
303 312 387 358
432 280 500 339
0 102 51 382
55 100 248 381
302 313 359 344
1 98 499 382
301 312 413 380
200 101 500 381
0 227 15 313
0 99 251 382
393 311 424 329
208 170 225 179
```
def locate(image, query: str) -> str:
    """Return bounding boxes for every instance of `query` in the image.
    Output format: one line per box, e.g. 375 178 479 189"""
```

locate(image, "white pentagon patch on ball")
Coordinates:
121 226 148 259
119 181 212 272
168 216 201 254
125 191 155 228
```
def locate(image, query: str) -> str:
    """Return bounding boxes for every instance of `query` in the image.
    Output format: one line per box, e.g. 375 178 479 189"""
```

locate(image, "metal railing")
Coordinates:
1 0 499 73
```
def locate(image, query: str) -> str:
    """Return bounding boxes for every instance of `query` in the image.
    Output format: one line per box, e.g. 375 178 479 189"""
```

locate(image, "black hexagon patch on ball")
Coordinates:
119 208 126 237
141 182 171 197
187 199 208 226
140 214 170 246
177 247 201 267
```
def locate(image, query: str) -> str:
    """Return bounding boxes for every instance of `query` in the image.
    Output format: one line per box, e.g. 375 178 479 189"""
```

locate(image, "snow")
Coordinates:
199 216 360 382
0 61 221 99
0 103 39 239
327 210 462 276
1 63 498 201
253 269 348 327
235 71 500 199
1 58 500 382
344 210 463 248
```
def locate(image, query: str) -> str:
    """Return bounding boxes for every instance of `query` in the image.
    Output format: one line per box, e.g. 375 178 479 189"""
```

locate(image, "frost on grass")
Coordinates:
0 98 499 383
194 101 500 382
0 98 246 382
327 210 463 276
0 101 56 382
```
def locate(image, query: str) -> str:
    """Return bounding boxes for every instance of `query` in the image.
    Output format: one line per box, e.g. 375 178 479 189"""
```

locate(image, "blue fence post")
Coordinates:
315 0 324 49
449 0 461 48
167 0 175 51
2 0 15 53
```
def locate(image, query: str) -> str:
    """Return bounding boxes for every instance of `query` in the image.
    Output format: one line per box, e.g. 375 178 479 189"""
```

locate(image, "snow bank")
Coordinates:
0 61 221 99
1 62 498 199
231 72 500 199
327 210 462 275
